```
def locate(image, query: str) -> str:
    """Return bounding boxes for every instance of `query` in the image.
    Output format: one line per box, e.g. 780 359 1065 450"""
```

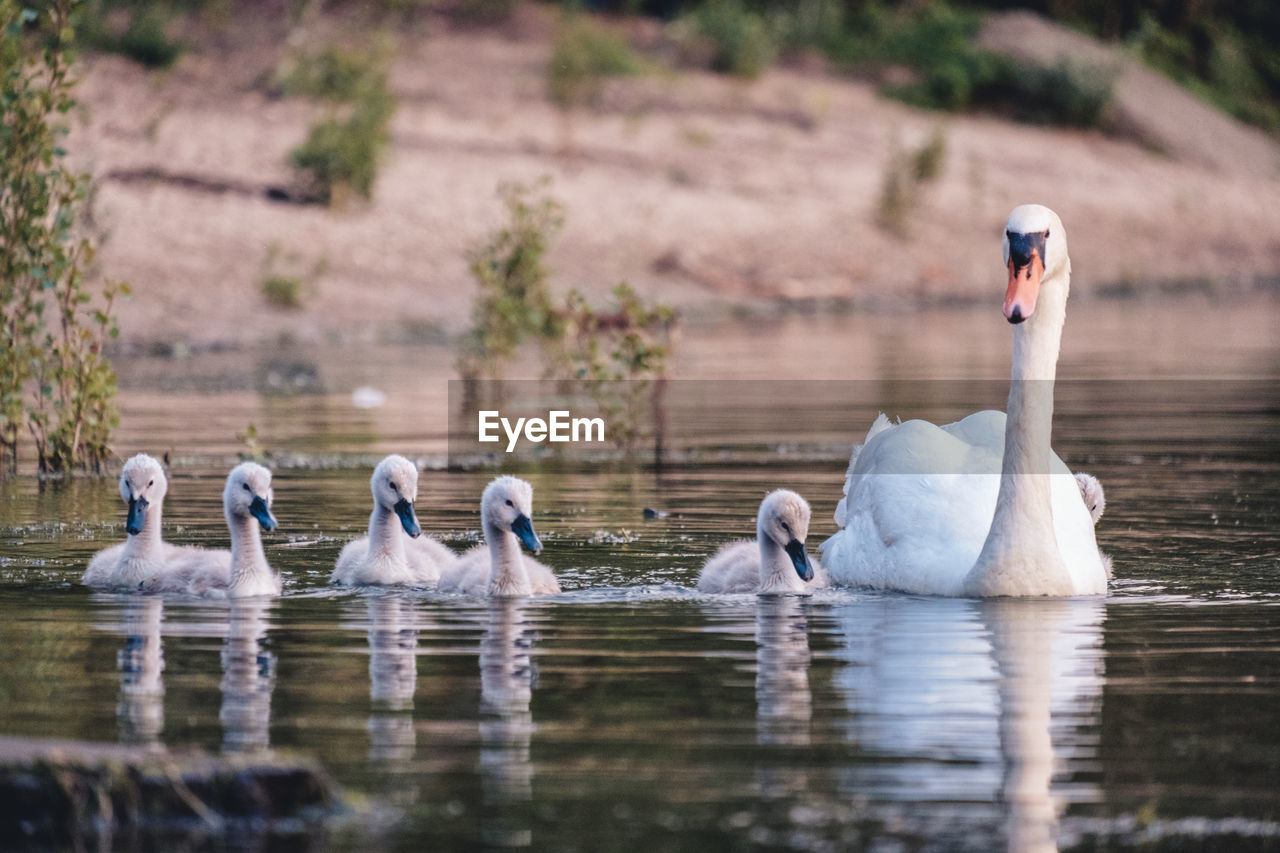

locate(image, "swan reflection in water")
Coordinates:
114 596 166 746
366 594 420 762
754 596 814 800
836 595 1104 852
478 599 537 848
220 598 276 753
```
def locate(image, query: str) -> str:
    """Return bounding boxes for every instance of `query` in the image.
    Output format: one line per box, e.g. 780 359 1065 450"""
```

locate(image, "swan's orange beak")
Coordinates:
1004 250 1043 324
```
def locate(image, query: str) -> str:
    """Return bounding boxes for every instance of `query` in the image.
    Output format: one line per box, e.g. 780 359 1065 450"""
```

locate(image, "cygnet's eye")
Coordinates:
505 499 514 507
389 482 398 492
148 479 154 487
780 521 791 533
243 483 251 492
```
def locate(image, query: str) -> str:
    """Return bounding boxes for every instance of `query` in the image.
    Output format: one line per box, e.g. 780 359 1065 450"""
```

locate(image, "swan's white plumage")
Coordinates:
822 412 1103 596
437 476 560 597
330 455 453 587
697 490 830 594
84 454 204 589
141 462 282 598
821 204 1108 598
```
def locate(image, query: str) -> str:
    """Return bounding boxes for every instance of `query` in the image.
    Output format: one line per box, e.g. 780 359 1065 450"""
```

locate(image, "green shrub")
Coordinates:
1 0 125 474
876 125 948 237
82 2 184 70
272 45 381 102
1131 13 1280 133
679 0 776 80
116 6 184 69
289 60 394 206
976 59 1115 128
258 244 324 309
559 282 677 454
548 14 646 111
457 180 566 380
819 2 1113 128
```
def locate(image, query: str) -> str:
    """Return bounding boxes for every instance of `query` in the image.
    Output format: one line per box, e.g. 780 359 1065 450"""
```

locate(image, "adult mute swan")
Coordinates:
330 455 454 587
696 490 830 594
84 454 193 589
820 204 1108 597
141 462 282 598
437 476 561 597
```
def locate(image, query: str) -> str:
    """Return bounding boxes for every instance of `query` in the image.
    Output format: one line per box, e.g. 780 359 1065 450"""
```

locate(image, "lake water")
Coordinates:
1 296 1278 851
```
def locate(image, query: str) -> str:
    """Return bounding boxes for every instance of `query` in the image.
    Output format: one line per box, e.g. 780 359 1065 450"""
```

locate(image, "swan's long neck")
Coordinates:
114 499 167 586
368 506 406 566
228 512 272 594
123 500 164 561
965 276 1075 597
757 525 803 593
485 517 531 597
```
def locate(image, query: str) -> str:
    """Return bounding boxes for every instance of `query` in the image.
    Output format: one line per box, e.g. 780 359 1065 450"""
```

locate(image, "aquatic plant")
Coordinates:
1 0 126 475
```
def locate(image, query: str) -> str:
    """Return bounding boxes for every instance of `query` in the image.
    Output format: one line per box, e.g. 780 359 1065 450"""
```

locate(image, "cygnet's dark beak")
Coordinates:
249 495 278 532
394 497 421 538
511 514 543 555
784 538 814 582
126 496 148 536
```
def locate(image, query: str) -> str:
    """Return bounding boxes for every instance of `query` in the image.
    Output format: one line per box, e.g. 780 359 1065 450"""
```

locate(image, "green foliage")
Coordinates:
1 0 125 474
548 14 646 111
287 47 395 206
457 179 566 380
827 2 1114 128
82 2 185 70
270 45 381 102
677 0 776 80
876 125 947 237
259 243 324 310
1131 13 1280 133
450 0 516 24
560 282 676 453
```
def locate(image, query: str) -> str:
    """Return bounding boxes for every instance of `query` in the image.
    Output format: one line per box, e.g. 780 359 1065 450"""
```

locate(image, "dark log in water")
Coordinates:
0 736 343 846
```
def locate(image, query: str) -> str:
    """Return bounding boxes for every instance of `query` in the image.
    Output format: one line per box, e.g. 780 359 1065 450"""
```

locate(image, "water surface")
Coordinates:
1 298 1278 851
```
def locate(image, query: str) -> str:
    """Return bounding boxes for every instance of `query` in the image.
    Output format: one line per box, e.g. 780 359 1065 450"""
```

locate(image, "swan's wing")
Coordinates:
437 544 487 593
526 558 562 595
330 537 370 585
406 535 455 585
824 417 1003 595
696 540 758 593
140 549 231 595
835 413 897 527
83 542 126 585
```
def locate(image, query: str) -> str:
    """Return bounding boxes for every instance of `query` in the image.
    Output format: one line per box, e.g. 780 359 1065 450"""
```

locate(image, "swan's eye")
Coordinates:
147 479 154 487
389 482 398 492
781 521 791 533
243 483 251 492
505 499 514 507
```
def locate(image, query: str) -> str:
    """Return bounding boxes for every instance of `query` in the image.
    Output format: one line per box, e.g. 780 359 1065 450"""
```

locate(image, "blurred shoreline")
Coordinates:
69 3 1280 354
